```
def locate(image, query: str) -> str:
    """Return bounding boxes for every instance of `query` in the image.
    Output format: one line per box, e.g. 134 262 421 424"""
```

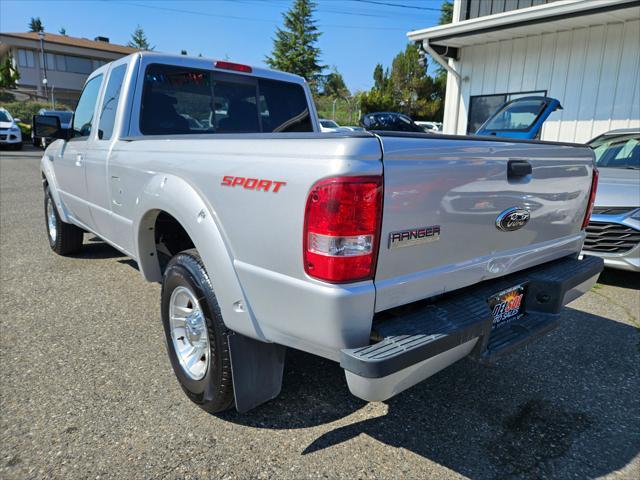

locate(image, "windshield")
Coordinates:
361 113 423 132
483 99 546 131
0 110 12 122
55 112 73 123
590 133 640 169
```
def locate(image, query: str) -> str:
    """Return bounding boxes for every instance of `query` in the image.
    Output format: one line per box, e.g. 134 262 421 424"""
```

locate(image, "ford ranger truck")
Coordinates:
35 53 603 413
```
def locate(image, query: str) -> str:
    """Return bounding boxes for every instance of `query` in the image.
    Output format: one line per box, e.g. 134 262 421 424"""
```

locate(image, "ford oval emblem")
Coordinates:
496 207 530 232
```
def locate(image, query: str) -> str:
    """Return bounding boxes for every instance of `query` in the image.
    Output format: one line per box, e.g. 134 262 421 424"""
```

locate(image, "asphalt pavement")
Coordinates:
1 147 639 480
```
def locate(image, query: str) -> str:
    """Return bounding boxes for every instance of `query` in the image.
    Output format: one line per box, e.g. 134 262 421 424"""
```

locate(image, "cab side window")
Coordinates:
98 65 127 140
72 74 103 138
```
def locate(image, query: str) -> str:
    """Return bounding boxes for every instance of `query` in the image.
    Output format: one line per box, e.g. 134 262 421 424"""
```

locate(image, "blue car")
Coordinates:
476 96 562 140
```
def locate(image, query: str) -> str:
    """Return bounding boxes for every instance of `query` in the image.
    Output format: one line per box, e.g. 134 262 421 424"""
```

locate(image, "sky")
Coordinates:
0 0 446 92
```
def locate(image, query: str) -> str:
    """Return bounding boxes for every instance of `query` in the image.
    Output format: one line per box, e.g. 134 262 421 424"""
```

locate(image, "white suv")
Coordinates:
0 108 23 150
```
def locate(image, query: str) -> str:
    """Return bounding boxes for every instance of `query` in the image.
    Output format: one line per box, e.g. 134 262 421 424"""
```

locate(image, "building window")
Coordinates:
64 55 93 74
467 90 546 134
55 54 66 71
17 49 36 68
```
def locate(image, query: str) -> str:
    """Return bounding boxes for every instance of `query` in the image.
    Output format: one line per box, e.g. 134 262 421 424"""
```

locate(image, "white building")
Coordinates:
408 0 640 143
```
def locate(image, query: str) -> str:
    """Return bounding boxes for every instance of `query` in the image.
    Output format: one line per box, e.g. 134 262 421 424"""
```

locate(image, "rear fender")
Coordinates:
134 173 266 342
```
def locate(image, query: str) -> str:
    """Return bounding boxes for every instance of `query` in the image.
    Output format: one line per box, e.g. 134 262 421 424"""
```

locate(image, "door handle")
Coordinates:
508 159 532 178
75 154 83 167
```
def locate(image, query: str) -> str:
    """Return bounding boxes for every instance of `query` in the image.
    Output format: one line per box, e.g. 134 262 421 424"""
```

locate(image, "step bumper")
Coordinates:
340 255 603 401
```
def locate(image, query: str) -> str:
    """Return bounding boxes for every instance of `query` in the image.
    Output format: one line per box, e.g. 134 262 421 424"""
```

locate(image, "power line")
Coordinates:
350 0 441 11
114 1 411 31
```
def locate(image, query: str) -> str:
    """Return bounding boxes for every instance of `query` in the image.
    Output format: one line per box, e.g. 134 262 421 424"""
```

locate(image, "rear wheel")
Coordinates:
44 187 84 255
161 249 234 413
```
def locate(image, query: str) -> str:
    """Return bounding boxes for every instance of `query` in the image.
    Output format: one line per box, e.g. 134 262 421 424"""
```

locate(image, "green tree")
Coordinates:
372 64 391 93
28 17 44 33
360 44 441 120
389 43 437 118
128 25 154 50
265 0 325 92
0 53 20 89
322 68 349 98
439 0 453 25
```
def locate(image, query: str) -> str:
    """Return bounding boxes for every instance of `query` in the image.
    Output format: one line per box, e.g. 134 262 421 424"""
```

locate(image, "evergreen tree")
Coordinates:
0 52 20 89
128 25 154 50
265 0 325 92
322 68 349 98
28 17 44 33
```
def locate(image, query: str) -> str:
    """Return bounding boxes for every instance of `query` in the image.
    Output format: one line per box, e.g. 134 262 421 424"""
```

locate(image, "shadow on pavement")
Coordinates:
221 308 639 479
69 237 126 260
598 268 639 290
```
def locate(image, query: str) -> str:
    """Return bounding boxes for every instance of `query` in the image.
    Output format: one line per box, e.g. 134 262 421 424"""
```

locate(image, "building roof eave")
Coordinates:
407 0 640 48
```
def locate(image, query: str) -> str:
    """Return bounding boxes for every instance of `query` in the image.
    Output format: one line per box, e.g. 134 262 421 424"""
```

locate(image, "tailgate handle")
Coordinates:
508 160 532 178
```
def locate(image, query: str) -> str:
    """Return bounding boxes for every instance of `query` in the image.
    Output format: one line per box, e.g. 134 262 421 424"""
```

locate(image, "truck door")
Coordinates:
475 96 562 139
84 59 132 253
55 73 104 228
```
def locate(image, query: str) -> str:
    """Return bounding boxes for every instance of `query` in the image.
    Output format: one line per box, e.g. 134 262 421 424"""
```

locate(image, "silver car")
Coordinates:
583 128 640 271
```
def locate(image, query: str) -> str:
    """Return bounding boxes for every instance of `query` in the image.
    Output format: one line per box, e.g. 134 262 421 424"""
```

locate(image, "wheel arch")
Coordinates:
40 154 70 223
134 174 266 342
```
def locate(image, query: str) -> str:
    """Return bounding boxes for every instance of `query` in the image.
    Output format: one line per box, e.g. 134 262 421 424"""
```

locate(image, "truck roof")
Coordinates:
119 51 308 86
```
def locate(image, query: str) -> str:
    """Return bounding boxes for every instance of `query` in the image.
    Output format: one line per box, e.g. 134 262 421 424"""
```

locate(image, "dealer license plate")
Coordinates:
488 284 526 330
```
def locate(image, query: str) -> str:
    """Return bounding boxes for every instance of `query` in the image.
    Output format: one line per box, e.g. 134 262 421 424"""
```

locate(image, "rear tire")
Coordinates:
161 249 234 413
44 187 84 255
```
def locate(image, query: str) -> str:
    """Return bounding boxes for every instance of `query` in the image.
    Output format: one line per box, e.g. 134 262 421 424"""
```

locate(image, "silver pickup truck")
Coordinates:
36 52 603 413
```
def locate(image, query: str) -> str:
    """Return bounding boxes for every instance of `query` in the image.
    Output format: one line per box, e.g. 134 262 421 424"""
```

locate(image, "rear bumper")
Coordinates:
341 255 603 401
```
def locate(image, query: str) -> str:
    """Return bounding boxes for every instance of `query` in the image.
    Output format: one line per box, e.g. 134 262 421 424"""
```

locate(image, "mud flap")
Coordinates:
228 333 286 413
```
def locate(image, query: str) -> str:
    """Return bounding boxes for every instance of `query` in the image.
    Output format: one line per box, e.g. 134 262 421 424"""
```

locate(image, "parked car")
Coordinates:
581 128 640 271
339 125 366 132
36 52 602 414
0 107 23 150
415 121 442 132
319 118 341 132
32 109 73 148
476 96 562 139
360 112 425 133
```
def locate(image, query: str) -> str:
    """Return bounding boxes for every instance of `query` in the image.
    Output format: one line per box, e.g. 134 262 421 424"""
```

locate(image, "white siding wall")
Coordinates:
447 19 640 143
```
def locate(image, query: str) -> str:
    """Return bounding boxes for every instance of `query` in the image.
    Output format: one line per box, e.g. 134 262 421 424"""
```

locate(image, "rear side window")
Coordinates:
98 64 127 140
139 64 312 135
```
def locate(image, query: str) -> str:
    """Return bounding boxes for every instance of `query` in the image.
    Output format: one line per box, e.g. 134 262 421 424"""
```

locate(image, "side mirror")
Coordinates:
33 115 71 140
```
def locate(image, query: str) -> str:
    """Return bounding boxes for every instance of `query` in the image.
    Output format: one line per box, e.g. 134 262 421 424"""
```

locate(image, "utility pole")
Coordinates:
38 31 48 101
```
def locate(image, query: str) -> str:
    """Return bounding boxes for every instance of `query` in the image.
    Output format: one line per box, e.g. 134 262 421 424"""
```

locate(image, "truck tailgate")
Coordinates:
374 133 595 312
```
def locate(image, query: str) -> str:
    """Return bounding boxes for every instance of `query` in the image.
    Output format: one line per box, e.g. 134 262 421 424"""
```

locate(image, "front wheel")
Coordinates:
161 249 234 413
44 187 84 255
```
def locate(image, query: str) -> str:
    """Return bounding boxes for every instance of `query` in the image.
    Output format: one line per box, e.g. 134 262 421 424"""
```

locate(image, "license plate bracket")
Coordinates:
488 284 526 330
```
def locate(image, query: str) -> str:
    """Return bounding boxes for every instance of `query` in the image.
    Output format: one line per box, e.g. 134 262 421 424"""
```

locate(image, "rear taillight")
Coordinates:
304 176 383 283
581 167 599 229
